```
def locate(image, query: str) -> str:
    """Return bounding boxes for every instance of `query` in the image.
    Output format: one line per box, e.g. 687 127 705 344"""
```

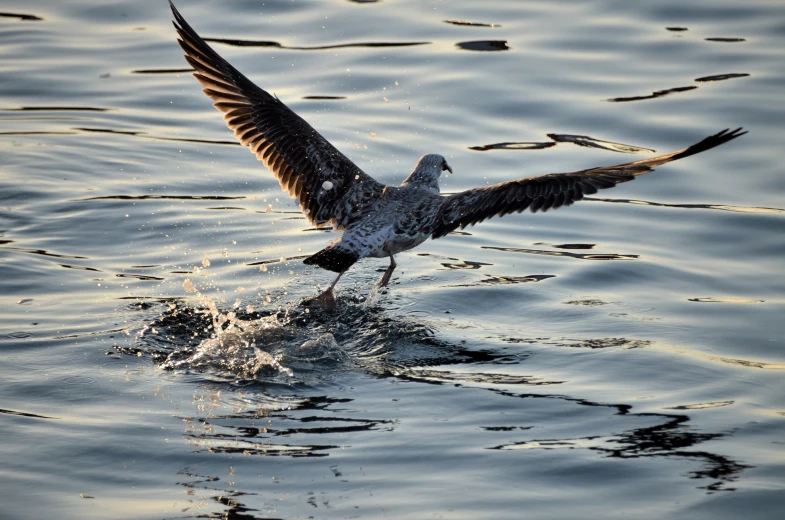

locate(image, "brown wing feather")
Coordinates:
431 128 746 238
169 1 384 226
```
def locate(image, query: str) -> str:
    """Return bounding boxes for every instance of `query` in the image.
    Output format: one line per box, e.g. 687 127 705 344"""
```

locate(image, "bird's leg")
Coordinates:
327 271 344 293
377 254 397 288
303 271 344 311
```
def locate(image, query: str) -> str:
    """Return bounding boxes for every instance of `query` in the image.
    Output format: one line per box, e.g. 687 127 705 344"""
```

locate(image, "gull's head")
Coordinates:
401 154 452 193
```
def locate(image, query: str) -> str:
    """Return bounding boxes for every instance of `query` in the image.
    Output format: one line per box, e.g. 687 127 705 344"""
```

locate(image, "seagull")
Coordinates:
169 2 745 309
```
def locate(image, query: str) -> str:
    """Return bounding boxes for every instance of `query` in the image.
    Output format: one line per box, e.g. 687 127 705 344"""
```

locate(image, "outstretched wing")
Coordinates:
431 128 746 239
170 1 384 226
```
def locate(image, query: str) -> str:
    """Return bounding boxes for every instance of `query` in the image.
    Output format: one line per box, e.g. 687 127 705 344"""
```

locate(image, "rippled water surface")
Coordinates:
2 0 784 518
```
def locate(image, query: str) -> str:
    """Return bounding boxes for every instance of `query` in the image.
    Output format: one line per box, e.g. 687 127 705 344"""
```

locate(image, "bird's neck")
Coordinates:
401 173 440 194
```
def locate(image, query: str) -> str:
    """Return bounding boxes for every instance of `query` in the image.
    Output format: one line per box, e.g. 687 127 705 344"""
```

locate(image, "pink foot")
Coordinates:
302 287 337 311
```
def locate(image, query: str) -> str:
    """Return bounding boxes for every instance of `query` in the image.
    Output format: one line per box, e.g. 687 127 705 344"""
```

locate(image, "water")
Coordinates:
1 0 784 518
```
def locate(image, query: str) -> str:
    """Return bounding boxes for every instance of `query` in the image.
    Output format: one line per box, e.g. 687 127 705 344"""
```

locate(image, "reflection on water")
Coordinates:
705 37 746 42
131 67 194 74
2 0 784 518
205 37 431 51
470 133 659 153
0 407 58 419
586 197 785 215
448 273 556 287
546 134 655 154
132 293 754 493
75 126 242 146
142 291 753 517
1 106 110 112
469 141 555 151
483 245 639 261
595 413 751 493
608 85 698 103
301 95 348 100
456 40 509 51
695 73 750 82
444 19 501 28
0 11 42 21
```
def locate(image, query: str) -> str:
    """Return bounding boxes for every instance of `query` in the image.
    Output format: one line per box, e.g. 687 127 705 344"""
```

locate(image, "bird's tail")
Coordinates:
303 246 359 273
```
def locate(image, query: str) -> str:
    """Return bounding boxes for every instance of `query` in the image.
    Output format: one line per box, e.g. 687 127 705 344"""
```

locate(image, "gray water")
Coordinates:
2 1 784 518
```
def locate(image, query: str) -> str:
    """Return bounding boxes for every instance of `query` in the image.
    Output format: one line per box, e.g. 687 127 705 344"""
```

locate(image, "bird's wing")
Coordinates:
170 1 384 226
431 128 746 239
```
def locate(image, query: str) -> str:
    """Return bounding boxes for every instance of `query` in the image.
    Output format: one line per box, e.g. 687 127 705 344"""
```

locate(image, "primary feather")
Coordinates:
169 1 745 301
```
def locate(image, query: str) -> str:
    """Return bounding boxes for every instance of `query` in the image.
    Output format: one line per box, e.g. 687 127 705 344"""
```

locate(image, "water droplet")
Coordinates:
322 180 334 191
266 204 273 213
202 257 211 267
222 248 228 258
260 264 268 272
183 279 197 293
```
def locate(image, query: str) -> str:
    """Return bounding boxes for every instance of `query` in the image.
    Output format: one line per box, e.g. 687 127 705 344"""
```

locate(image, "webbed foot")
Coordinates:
301 287 337 311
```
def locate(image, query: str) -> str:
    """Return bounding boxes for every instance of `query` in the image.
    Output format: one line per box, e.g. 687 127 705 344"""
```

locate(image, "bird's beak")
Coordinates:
443 162 453 174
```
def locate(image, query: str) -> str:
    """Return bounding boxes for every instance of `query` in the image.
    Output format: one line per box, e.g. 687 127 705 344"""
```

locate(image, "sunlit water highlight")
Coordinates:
1 1 784 519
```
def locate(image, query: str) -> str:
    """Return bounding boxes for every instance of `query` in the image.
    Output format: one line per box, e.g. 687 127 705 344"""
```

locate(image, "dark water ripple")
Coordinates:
0 12 42 21
71 126 242 146
608 85 698 103
547 134 656 153
585 197 785 215
128 297 752 497
470 135 658 153
482 246 639 261
0 408 57 419
456 40 509 51
0 106 111 112
131 67 195 74
469 141 555 151
444 19 501 28
705 37 746 42
694 73 750 82
301 95 347 100
205 37 431 50
2 0 784 518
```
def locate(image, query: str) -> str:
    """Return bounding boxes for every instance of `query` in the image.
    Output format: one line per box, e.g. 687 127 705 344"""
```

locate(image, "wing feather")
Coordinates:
169 1 383 226
431 128 746 238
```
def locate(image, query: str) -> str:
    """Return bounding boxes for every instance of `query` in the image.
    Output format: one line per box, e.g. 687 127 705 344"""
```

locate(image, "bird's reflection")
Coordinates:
133 297 750 518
